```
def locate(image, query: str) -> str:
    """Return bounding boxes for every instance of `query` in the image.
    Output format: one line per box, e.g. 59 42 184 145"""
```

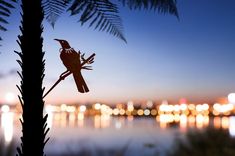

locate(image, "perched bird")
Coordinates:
54 39 89 93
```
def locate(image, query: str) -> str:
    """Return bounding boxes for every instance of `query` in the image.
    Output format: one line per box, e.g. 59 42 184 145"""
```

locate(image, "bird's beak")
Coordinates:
54 39 61 42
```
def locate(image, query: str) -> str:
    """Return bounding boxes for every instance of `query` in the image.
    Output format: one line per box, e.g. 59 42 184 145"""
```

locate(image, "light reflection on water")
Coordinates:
229 116 235 136
1 112 235 155
1 112 14 143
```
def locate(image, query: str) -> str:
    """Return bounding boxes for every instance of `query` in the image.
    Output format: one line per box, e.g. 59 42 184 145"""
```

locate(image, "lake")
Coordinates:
1 112 235 156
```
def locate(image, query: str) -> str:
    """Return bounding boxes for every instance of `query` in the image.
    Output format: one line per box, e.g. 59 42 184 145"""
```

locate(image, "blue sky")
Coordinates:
0 0 235 104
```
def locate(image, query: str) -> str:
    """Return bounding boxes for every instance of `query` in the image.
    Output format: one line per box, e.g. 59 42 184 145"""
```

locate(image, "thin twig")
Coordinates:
42 76 64 99
43 53 95 99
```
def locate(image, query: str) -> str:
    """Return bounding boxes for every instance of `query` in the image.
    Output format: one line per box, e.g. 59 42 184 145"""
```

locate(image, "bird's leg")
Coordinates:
60 70 70 80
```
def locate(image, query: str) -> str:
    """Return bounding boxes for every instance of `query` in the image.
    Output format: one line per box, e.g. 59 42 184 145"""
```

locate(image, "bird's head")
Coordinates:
54 39 71 49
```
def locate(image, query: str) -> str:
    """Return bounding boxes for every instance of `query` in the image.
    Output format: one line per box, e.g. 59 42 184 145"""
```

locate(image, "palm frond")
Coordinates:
68 0 126 43
119 0 178 18
43 0 72 27
0 0 16 46
0 0 16 31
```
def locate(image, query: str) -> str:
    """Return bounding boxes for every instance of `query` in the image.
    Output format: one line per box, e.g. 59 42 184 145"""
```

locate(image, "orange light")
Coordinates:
196 114 204 129
213 110 220 116
188 104 195 110
150 109 157 116
77 113 84 120
137 109 144 116
79 105 86 112
202 103 209 110
221 117 229 129
94 103 101 110
174 114 180 122
112 108 119 115
60 104 67 112
119 109 125 115
214 117 221 129
188 115 195 126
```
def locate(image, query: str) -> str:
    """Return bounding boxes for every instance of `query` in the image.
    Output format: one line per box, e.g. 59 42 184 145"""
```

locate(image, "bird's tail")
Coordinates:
73 71 89 93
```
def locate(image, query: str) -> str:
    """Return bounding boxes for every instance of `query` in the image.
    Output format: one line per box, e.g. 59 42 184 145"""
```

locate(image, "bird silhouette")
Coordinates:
54 39 89 93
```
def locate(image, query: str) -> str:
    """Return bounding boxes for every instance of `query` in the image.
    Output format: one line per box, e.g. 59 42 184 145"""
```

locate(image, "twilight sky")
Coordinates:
0 0 235 104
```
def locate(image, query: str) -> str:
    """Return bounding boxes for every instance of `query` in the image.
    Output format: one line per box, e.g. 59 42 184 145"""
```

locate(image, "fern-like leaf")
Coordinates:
0 0 16 46
119 0 178 17
68 0 127 43
43 0 72 28
0 0 16 31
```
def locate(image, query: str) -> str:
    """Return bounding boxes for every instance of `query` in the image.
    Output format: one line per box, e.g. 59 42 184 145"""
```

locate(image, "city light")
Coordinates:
228 93 235 103
60 104 67 112
213 103 234 115
94 103 101 110
79 105 86 112
1 105 10 113
5 92 16 104
1 98 235 132
5 100 235 118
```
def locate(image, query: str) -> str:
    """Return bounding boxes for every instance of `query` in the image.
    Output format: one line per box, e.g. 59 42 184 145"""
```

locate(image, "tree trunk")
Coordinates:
16 0 48 155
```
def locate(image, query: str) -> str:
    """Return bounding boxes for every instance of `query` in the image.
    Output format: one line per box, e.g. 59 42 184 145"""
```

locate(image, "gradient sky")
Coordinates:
0 0 235 104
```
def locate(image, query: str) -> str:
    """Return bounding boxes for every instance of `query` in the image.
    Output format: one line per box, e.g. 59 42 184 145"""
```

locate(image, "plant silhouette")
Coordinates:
169 128 235 156
0 0 178 156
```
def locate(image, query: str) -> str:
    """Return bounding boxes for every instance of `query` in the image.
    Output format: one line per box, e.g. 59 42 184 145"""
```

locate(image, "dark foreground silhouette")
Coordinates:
169 128 235 156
